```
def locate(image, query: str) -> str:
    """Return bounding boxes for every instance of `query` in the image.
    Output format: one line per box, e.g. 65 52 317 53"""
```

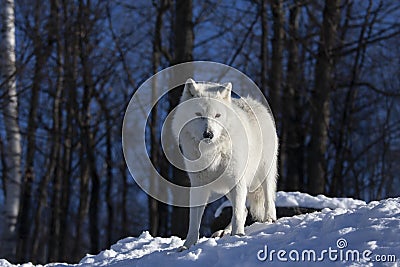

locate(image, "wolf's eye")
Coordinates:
215 113 221 118
195 112 202 116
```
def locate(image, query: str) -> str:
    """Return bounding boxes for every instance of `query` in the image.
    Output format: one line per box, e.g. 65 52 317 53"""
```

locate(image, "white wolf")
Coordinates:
171 78 278 251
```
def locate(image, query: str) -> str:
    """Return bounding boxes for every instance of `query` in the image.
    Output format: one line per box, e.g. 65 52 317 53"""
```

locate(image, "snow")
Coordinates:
1 195 399 267
215 191 367 218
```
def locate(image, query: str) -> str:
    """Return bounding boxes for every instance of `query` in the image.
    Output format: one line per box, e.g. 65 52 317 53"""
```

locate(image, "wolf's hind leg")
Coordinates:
262 158 277 223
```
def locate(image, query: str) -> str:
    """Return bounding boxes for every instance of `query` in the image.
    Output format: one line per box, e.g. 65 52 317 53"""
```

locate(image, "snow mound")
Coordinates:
1 197 399 267
275 191 366 209
215 191 366 217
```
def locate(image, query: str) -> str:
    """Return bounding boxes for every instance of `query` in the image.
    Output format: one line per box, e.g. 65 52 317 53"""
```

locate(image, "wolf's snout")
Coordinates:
203 130 214 140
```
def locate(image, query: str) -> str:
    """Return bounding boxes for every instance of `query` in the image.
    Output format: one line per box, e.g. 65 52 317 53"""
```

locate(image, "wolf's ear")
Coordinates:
184 78 199 97
220 82 232 101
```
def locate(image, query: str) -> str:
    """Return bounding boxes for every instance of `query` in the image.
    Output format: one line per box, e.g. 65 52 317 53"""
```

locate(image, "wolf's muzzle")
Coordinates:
203 130 214 140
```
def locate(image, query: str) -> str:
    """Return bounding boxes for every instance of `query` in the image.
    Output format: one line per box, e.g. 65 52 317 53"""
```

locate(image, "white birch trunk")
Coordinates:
0 0 22 259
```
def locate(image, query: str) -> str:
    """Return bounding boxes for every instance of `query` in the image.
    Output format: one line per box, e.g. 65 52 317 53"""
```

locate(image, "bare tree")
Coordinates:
77 0 102 255
0 0 22 260
269 0 285 184
308 0 340 194
148 0 171 237
283 1 302 191
269 0 284 115
260 0 268 92
16 0 55 261
170 0 194 238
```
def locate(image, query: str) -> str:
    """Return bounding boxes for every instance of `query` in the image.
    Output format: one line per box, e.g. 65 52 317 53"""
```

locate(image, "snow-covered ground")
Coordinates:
1 192 399 267
215 191 367 217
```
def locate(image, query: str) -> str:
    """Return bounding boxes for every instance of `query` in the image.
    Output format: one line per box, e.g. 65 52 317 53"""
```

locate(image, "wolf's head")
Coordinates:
174 78 233 144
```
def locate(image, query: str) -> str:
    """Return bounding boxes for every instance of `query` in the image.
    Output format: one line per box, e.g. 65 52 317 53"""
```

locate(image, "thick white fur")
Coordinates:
172 79 278 251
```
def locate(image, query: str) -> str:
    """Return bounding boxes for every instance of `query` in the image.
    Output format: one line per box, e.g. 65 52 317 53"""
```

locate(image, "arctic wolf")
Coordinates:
172 79 278 250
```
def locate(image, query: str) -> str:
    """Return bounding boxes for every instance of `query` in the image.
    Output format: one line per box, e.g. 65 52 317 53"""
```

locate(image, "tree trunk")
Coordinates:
331 1 371 197
269 0 285 186
308 0 340 195
48 147 63 262
269 0 284 115
284 1 302 191
260 0 268 92
78 0 100 254
105 112 114 247
60 2 87 259
148 0 170 237
88 141 100 255
31 11 63 257
17 0 54 261
170 0 194 238
31 71 62 263
0 0 22 261
74 162 90 259
121 166 128 236
58 1 77 260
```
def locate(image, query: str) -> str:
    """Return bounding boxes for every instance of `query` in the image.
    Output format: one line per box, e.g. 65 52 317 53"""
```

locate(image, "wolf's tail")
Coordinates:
248 186 265 222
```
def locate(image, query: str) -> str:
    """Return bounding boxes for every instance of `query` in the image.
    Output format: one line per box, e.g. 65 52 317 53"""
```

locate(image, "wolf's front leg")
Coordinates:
212 208 248 238
179 205 205 251
227 184 247 236
178 189 208 251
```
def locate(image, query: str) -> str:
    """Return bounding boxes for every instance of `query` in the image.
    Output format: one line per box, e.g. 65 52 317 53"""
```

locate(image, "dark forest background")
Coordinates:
0 0 399 264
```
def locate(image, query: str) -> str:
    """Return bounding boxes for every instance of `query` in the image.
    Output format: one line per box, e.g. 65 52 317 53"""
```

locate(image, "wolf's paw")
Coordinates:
232 232 245 237
264 215 277 223
211 228 232 238
177 245 189 252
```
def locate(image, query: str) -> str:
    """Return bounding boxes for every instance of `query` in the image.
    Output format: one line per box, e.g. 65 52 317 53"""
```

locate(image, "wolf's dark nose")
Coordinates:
203 130 214 140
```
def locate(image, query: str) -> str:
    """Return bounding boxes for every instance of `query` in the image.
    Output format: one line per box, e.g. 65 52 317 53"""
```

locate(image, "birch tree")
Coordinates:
0 0 22 260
